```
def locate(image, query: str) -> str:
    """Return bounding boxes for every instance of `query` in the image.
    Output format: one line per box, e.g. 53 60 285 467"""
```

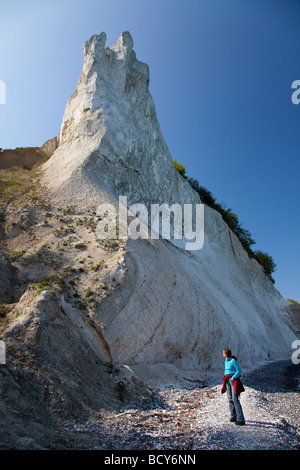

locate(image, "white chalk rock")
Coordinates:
41 32 296 371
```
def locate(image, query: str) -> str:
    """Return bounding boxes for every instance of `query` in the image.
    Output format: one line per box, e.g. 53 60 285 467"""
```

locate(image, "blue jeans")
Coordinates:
225 377 245 422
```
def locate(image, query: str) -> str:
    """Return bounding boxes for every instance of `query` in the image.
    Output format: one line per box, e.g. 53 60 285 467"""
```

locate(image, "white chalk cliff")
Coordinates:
42 31 196 209
41 32 296 372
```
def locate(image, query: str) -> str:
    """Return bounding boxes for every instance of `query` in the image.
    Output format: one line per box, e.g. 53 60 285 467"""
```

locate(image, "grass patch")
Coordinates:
85 287 93 298
74 242 87 250
102 239 119 249
53 277 66 291
0 168 32 203
29 280 50 289
9 250 27 259
0 157 49 211
0 305 9 317
29 280 55 294
91 260 105 271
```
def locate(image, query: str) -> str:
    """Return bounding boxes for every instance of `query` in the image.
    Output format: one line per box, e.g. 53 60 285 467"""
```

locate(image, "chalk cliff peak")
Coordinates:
42 31 196 210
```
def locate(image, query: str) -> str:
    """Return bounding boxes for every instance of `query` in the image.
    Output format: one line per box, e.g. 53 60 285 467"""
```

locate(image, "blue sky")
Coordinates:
0 0 299 300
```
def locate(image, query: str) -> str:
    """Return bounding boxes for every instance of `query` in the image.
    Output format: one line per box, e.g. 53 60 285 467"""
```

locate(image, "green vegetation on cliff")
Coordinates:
173 160 276 281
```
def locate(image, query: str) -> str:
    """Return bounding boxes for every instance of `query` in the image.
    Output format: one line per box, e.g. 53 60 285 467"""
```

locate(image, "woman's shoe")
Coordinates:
229 417 237 422
234 420 245 425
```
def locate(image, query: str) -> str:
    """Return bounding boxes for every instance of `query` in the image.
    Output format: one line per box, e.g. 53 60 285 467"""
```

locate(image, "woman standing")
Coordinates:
221 348 246 425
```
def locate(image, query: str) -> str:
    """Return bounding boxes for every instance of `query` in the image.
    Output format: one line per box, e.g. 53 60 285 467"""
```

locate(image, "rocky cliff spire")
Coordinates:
41 32 197 209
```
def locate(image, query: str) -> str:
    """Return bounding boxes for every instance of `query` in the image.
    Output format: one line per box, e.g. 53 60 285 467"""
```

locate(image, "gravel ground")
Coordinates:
64 360 300 450
193 360 300 450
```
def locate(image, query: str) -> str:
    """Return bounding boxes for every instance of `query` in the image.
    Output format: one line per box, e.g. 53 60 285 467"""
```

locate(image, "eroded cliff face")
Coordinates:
3 32 296 382
40 31 295 370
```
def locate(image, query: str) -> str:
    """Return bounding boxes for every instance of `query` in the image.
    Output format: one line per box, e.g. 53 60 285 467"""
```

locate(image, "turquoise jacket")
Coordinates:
224 357 242 380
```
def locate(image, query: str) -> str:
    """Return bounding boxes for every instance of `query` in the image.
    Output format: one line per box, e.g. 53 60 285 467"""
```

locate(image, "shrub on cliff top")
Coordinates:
173 160 276 279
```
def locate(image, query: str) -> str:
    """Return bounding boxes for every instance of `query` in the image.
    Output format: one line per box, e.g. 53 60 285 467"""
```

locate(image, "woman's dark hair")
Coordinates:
223 348 237 360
